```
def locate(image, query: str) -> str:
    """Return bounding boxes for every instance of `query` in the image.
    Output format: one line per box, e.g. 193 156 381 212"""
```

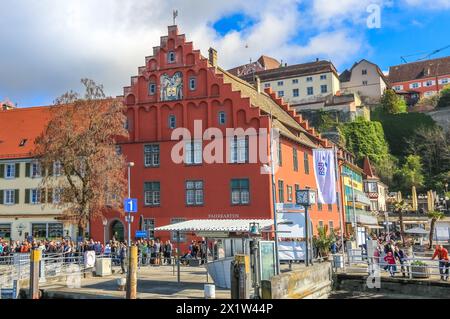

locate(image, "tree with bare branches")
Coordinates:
34 79 129 239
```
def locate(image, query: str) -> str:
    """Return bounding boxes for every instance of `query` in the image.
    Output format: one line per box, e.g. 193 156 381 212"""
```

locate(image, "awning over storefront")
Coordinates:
155 219 274 234
356 214 378 225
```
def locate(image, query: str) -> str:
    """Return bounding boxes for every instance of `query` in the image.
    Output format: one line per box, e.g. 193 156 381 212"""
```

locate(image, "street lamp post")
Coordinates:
127 162 135 247
126 162 136 300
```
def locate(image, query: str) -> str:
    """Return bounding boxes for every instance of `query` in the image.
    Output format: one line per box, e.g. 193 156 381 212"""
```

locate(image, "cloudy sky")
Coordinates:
1 0 449 107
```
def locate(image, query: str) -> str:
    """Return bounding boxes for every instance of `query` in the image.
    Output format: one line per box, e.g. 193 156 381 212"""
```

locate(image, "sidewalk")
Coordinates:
40 265 231 299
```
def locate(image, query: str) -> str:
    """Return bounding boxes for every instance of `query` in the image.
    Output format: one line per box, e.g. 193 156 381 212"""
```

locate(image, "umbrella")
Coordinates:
404 227 429 235
412 186 418 211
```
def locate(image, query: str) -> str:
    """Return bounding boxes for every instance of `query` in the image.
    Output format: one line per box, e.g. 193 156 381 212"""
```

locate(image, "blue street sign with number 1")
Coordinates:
124 198 138 213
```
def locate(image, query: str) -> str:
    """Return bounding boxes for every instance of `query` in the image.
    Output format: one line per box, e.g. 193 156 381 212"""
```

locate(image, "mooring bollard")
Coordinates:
29 249 41 299
204 284 216 299
126 246 138 299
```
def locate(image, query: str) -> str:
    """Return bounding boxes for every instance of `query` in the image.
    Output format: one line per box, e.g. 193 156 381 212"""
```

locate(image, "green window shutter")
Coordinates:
25 163 30 177
41 188 46 204
48 189 53 203
15 163 20 178
25 189 30 204
15 189 19 204
0 164 4 178
0 190 4 204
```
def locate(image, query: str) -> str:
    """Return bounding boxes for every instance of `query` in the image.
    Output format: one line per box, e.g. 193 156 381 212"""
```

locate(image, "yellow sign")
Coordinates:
30 249 41 262
234 254 250 274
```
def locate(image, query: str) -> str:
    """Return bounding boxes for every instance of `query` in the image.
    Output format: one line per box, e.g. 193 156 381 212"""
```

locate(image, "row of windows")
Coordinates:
276 182 332 211
0 188 61 205
126 111 228 132
143 179 250 207
148 76 197 96
0 162 62 179
0 223 64 239
407 78 450 89
271 74 328 87
277 85 328 98
318 220 335 232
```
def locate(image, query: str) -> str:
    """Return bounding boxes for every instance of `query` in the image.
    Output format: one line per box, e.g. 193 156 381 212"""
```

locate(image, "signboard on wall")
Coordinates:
259 241 276 281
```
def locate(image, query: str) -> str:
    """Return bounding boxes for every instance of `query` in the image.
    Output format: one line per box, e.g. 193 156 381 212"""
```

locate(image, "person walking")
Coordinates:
394 245 408 278
119 243 127 274
384 252 397 277
432 245 449 281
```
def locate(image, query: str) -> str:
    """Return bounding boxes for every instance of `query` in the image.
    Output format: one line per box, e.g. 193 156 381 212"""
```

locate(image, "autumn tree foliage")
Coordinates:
35 79 129 238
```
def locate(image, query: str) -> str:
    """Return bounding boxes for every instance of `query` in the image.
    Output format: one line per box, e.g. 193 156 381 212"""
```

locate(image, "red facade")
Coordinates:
89 26 342 245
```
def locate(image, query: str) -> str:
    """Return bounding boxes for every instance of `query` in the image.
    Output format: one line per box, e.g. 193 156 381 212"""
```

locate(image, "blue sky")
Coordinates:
0 0 449 107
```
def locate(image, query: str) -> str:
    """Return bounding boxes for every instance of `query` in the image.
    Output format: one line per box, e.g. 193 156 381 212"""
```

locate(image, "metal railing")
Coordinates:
334 249 449 280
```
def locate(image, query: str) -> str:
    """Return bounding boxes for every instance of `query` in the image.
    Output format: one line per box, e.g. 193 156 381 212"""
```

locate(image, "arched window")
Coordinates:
148 82 156 95
168 51 176 63
218 111 226 125
189 77 196 91
168 115 176 129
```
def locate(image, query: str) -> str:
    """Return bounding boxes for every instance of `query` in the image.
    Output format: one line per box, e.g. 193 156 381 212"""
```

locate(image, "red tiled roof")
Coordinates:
0 106 52 159
388 56 450 83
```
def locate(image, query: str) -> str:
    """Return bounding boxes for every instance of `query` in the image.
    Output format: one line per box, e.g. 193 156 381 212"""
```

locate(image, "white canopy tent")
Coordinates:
404 227 429 235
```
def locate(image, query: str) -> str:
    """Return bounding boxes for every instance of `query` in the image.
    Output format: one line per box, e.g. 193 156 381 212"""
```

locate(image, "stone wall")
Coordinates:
261 262 332 299
427 108 450 132
334 273 450 298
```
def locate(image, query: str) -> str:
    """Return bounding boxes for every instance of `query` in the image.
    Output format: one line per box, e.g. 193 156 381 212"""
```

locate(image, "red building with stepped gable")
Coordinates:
89 25 342 247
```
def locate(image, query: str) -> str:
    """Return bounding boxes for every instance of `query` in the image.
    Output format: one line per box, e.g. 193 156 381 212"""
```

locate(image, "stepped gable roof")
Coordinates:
388 56 450 83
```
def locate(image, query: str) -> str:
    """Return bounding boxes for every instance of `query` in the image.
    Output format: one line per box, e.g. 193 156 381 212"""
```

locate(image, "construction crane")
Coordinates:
400 44 450 63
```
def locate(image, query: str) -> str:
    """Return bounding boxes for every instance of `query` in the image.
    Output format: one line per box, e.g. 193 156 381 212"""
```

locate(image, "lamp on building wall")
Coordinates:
249 222 260 236
102 217 108 244
16 223 25 237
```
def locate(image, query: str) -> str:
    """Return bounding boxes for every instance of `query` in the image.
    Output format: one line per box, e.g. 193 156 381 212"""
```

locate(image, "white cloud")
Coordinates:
3 0 438 106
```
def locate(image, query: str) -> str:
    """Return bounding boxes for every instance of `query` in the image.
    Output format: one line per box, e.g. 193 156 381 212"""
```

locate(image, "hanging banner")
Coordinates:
313 148 336 204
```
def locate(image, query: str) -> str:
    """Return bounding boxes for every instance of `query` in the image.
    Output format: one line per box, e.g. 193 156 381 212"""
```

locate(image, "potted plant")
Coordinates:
313 226 335 261
410 260 430 278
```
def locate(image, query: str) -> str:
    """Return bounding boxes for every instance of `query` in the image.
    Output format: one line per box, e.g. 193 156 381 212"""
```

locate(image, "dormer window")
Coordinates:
148 83 156 95
19 139 27 147
168 51 176 63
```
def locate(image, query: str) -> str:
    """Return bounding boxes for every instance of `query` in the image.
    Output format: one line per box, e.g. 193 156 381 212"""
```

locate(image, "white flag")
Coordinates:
313 149 336 204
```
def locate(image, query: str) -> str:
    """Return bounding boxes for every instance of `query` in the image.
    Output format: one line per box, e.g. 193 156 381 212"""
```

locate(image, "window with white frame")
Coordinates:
53 161 62 176
264 83 271 88
53 188 61 204
321 85 328 93
320 74 327 80
278 91 284 97
293 88 299 97
230 136 249 163
393 85 403 91
231 179 250 205
440 78 449 85
30 189 41 204
5 164 15 179
277 81 284 86
186 181 204 206
362 80 368 86
4 190 16 205
362 69 367 75
306 76 313 82
170 218 186 242
144 182 160 206
31 162 41 178
292 79 298 84
287 185 293 202
185 140 202 165
144 144 160 167
410 82 420 89
143 218 155 239
307 87 314 95
424 80 434 87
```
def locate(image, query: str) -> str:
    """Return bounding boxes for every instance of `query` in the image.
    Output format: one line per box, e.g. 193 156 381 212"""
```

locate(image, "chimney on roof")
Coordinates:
1 99 16 111
208 47 217 67
254 75 261 94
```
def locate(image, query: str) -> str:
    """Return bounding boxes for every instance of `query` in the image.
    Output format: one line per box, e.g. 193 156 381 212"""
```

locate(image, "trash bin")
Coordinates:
204 284 215 299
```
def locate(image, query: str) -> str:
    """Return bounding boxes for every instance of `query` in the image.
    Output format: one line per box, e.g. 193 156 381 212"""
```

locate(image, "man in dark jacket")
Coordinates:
119 243 128 274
